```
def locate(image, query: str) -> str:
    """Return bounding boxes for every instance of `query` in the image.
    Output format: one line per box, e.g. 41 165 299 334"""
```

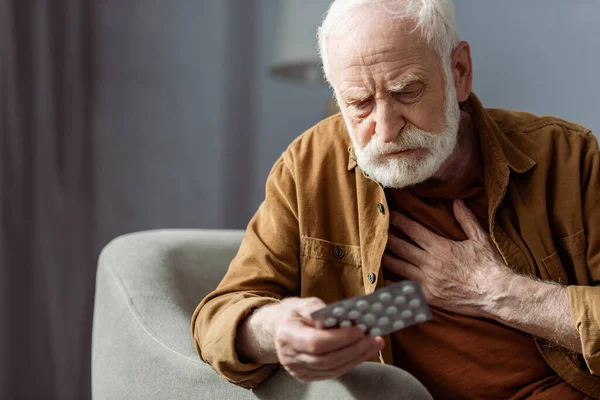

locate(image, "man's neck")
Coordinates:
417 111 478 189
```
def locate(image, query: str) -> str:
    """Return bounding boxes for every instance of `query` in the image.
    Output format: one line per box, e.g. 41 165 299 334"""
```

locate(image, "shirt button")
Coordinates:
367 272 376 284
377 203 385 214
333 247 345 259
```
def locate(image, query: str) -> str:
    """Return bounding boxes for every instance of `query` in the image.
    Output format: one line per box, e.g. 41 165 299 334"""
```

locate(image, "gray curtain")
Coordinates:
1 0 96 398
0 1 267 398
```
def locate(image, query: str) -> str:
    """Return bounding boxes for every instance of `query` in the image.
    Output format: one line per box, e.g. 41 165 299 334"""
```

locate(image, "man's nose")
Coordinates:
375 102 405 143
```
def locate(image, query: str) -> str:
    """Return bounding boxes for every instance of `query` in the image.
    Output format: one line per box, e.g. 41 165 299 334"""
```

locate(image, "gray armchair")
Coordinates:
91 229 431 399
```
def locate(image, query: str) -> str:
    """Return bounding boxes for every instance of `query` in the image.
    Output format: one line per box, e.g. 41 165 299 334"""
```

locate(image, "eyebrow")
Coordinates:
340 74 423 102
386 74 422 92
339 87 371 102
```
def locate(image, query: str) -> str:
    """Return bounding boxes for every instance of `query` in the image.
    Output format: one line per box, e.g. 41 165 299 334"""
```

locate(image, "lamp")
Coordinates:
269 0 332 85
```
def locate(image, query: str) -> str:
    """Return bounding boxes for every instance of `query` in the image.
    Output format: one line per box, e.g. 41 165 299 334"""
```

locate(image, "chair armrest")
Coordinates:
92 229 255 399
91 229 431 399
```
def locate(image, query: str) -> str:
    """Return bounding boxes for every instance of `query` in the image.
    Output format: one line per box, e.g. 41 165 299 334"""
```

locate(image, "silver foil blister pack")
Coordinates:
311 280 432 336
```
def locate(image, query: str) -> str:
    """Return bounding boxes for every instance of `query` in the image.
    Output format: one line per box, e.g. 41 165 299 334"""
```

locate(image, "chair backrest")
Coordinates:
94 229 246 360
162 229 246 313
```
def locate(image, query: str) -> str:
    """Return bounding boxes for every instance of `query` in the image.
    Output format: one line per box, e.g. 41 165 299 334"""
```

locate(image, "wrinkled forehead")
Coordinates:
326 6 437 85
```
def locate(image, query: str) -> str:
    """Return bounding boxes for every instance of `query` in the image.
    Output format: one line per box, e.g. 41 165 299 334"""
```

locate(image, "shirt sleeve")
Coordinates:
191 155 301 388
568 132 600 375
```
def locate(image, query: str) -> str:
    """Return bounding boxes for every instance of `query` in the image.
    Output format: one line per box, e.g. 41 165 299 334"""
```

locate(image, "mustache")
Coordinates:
367 125 436 155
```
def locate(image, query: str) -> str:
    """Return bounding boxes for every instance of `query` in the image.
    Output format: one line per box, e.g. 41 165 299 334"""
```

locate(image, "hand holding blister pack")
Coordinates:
310 280 432 336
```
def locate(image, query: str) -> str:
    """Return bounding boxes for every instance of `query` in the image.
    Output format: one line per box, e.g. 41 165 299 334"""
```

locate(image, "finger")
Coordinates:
390 211 451 253
318 337 382 378
287 336 382 381
386 234 429 266
453 199 485 242
292 334 379 372
381 253 423 282
287 324 366 355
295 297 327 323
384 279 395 287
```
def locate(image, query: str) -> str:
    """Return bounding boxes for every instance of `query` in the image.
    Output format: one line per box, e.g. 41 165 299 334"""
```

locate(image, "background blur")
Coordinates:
1 1 599 399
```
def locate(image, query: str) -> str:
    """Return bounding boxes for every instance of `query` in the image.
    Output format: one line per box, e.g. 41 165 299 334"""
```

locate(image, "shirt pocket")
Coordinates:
299 236 363 303
540 230 589 285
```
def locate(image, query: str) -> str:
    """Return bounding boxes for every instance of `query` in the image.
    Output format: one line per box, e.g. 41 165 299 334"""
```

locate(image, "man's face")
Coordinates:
327 11 460 188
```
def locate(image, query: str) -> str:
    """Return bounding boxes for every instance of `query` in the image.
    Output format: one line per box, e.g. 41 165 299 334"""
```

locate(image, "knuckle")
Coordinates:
288 370 300 378
432 258 445 270
306 339 321 354
440 242 453 256
305 297 324 306
313 355 334 370
282 357 302 372
274 335 285 349
274 329 291 347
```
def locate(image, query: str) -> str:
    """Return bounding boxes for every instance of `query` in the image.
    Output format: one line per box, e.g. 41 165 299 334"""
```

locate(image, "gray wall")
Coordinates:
252 1 332 213
95 0 600 244
94 0 330 248
454 0 600 133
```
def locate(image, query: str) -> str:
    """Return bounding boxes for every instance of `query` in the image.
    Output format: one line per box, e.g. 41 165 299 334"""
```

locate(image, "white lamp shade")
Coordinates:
270 0 332 84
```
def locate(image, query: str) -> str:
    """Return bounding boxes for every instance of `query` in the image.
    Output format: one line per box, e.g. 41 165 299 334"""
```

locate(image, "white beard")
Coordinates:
344 74 461 189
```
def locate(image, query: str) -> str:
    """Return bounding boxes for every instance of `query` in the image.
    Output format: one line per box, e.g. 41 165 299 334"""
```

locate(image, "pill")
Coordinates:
402 285 416 295
414 313 428 323
362 313 376 325
409 299 421 308
339 320 352 328
348 310 361 319
371 302 383 313
332 306 346 316
357 323 368 332
379 292 392 302
386 305 398 315
394 295 407 305
393 320 405 330
324 317 338 327
378 316 390 326
356 300 369 311
401 309 413 319
370 327 382 336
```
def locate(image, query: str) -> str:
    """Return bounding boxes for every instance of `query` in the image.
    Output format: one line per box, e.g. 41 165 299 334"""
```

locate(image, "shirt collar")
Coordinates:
464 93 536 174
347 146 358 170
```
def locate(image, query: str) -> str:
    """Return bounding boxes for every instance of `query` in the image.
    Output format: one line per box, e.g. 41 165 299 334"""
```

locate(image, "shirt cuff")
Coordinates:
198 296 281 389
568 285 600 375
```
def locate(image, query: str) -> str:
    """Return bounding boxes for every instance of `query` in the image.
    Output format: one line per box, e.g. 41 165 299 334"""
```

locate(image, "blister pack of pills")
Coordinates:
310 280 432 336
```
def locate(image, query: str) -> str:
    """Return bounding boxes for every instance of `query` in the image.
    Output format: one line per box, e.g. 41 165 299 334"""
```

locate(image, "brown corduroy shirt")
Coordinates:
385 146 588 398
192 94 600 397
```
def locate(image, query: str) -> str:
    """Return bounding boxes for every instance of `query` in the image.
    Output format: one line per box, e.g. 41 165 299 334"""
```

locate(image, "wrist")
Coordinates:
483 269 524 322
236 303 280 364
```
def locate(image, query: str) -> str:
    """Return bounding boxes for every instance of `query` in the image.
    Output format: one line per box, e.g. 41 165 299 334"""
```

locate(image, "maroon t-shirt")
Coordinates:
385 144 587 399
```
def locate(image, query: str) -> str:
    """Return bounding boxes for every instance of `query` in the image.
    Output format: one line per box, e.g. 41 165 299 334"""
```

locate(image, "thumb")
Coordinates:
453 199 485 242
296 297 327 320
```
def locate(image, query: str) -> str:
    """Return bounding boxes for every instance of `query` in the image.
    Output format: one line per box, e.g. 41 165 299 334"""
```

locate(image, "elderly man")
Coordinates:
192 0 600 398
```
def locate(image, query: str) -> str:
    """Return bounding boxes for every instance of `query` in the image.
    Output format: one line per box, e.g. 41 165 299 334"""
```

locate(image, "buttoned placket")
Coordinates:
366 184 389 294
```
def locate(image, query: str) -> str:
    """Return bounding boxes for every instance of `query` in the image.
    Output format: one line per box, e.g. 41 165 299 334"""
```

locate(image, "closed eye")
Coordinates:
392 88 422 103
350 98 372 109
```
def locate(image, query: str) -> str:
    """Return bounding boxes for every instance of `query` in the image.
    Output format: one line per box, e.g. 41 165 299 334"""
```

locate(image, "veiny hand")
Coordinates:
382 199 515 318
274 297 384 382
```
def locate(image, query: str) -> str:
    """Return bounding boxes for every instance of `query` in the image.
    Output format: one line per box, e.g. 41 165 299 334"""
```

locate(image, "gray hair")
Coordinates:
317 0 461 82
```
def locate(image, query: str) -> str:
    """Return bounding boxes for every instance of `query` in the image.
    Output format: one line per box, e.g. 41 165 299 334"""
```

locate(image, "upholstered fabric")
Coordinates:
91 229 431 399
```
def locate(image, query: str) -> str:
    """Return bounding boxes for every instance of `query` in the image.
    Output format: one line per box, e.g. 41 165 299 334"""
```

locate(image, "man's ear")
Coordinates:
450 41 473 102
